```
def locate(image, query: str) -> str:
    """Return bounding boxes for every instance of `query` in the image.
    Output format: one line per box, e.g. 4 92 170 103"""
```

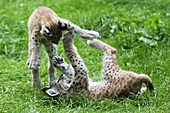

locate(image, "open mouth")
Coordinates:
59 74 72 85
42 74 72 98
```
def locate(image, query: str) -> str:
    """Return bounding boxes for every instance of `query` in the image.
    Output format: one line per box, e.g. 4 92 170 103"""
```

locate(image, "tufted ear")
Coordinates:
40 26 52 37
42 86 60 97
45 89 60 97
58 20 67 30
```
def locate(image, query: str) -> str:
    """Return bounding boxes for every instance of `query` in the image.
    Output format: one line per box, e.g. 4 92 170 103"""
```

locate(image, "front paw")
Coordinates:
87 30 100 39
27 57 40 69
80 30 99 40
53 56 74 79
52 56 64 65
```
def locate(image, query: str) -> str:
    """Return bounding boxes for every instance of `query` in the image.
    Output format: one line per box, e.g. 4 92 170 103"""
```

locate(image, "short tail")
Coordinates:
138 74 154 91
59 18 99 40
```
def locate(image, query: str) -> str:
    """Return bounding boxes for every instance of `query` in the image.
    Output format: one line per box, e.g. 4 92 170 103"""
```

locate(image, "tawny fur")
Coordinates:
26 6 99 88
43 32 154 100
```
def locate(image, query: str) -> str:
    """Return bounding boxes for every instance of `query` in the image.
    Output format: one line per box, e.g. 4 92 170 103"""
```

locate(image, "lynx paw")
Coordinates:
87 39 102 51
27 57 40 69
52 56 69 71
53 56 65 65
53 56 74 79
80 30 99 40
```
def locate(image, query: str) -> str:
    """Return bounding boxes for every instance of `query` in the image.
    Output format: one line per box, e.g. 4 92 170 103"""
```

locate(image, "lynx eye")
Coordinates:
44 26 52 36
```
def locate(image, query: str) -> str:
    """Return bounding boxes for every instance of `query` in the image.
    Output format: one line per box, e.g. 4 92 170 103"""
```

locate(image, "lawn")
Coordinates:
0 0 169 112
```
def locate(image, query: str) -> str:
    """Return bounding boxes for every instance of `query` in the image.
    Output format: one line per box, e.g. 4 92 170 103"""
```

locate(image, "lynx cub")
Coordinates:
27 6 99 88
42 32 154 100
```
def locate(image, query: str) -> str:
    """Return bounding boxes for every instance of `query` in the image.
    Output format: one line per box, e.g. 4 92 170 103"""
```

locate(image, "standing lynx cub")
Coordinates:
27 6 99 88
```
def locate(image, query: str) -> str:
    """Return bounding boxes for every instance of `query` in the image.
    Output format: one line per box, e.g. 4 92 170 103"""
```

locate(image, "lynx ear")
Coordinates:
45 89 60 97
40 26 52 37
58 20 67 30
42 86 60 97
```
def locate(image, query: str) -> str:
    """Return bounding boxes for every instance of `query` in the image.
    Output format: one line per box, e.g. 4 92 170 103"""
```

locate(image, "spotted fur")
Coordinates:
26 6 99 88
43 32 154 100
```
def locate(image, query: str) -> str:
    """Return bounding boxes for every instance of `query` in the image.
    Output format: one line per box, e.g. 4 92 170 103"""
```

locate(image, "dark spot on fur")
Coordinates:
75 83 78 86
76 76 80 80
72 81 75 85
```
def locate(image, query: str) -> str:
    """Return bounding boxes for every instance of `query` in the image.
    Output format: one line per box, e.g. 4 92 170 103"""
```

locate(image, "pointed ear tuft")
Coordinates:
59 20 67 30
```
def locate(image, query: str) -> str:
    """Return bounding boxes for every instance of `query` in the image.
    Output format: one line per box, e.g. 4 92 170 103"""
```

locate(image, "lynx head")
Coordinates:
40 22 62 44
42 74 71 98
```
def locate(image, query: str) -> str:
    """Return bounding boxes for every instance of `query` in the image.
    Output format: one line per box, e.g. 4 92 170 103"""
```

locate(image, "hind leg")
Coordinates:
31 68 41 88
87 39 116 53
87 39 118 80
42 40 57 85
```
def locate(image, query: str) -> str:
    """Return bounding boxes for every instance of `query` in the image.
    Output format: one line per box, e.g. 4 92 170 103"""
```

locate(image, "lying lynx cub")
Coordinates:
26 6 99 88
42 32 154 100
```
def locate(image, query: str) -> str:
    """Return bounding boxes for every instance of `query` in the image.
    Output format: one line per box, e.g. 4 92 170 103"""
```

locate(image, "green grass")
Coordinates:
0 0 169 112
